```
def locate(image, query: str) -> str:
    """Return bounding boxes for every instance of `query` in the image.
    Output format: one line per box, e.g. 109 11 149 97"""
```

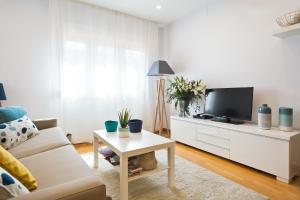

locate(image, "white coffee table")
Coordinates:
93 129 175 200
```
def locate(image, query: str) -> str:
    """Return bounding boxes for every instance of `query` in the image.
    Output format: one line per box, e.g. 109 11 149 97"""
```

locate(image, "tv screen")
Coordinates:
204 87 254 120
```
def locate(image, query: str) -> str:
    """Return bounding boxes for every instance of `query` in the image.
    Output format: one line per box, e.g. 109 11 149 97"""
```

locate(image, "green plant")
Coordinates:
167 76 206 116
118 108 132 128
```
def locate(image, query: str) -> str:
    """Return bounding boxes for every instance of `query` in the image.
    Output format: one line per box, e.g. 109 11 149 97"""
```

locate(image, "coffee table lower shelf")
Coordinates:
102 157 169 182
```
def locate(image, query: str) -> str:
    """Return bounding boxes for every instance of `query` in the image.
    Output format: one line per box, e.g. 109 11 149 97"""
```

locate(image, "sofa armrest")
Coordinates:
11 176 111 200
32 118 57 130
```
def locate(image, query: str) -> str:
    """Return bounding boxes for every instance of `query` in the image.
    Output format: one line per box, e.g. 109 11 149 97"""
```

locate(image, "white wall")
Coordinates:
1 0 300 130
0 0 59 119
163 0 300 128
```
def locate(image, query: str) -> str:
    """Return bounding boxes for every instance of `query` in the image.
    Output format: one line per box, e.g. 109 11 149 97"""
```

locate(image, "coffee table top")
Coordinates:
93 129 175 157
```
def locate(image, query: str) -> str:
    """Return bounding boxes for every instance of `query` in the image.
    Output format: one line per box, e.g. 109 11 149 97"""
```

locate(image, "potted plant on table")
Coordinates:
118 108 131 138
167 76 206 117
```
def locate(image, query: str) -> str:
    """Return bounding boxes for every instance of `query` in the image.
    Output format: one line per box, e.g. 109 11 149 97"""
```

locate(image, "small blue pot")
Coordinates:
105 120 118 132
128 119 143 133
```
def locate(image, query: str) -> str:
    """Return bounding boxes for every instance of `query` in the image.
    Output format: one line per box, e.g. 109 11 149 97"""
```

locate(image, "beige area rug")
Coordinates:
81 150 268 200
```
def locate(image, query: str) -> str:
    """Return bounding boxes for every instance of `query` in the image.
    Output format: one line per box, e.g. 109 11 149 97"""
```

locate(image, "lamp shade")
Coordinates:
147 60 175 76
0 83 7 100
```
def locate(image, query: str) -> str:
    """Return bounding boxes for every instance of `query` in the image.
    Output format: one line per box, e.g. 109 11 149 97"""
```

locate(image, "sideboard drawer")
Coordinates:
196 140 230 159
196 132 230 149
196 124 231 139
196 124 218 135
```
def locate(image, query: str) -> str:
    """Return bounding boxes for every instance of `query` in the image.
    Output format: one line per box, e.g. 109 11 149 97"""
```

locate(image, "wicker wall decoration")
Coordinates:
276 10 300 27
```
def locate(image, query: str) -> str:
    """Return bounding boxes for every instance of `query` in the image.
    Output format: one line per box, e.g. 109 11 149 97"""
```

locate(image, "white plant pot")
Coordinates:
118 127 129 138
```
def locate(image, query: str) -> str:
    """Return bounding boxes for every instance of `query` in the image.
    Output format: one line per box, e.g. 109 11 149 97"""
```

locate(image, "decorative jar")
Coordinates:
279 107 293 132
258 104 272 130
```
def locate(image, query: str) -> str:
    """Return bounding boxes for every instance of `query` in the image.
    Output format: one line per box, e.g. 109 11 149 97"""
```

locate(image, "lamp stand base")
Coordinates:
153 78 169 136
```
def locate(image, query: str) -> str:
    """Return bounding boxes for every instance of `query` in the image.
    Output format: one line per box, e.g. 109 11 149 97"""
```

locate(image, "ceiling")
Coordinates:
80 0 206 25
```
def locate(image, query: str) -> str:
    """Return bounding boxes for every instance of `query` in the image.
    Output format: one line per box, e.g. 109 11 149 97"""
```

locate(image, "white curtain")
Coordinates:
49 0 158 143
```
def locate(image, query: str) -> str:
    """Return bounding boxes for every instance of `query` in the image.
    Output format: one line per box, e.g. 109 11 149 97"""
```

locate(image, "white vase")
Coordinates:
118 127 129 138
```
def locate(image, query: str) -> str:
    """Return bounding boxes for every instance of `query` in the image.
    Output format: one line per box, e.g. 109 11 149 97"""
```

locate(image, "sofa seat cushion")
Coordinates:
18 145 95 190
8 127 70 159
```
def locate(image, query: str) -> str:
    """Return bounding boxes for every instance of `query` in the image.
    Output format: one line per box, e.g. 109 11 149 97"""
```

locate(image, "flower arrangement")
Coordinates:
167 76 206 117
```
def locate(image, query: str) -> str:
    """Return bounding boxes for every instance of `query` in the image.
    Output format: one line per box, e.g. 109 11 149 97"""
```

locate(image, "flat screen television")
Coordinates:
204 87 254 122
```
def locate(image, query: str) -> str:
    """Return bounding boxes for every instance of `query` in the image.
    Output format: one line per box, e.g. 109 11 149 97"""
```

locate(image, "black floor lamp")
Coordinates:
147 60 175 135
0 83 6 107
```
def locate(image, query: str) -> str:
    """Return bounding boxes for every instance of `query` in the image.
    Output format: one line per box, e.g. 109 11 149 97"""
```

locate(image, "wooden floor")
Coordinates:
74 142 300 200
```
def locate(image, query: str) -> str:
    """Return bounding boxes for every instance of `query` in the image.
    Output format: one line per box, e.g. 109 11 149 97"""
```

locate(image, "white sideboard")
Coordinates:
170 116 300 183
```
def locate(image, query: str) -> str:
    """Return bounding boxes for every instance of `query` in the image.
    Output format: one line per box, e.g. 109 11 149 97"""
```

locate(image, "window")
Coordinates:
63 41 146 101
63 41 87 100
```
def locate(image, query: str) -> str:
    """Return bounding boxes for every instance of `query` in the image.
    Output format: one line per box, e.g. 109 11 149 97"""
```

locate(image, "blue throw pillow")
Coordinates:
0 107 27 124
